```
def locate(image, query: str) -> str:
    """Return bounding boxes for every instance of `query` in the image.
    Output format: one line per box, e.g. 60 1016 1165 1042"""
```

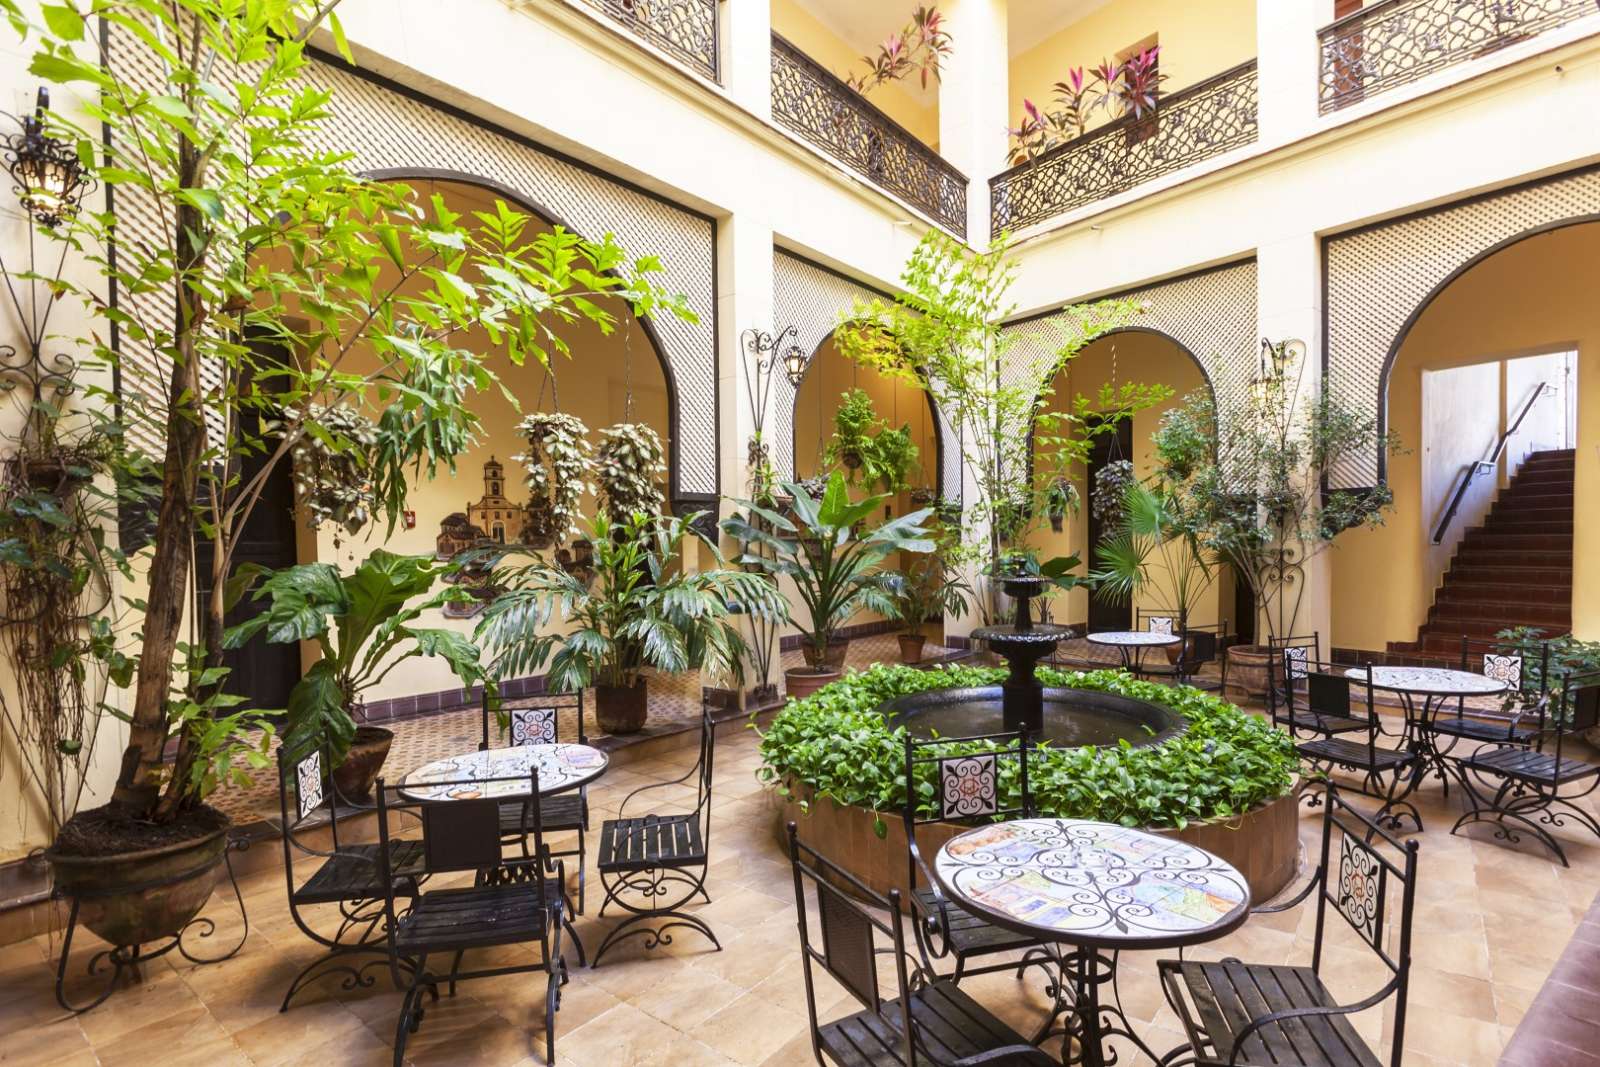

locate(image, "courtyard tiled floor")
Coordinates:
3 642 1593 1066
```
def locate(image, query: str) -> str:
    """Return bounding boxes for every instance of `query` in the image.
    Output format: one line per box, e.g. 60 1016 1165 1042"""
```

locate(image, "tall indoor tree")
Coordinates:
17 0 691 829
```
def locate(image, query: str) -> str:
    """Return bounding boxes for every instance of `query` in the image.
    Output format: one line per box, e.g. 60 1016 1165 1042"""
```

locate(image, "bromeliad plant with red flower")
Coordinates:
844 5 953 95
1007 46 1169 165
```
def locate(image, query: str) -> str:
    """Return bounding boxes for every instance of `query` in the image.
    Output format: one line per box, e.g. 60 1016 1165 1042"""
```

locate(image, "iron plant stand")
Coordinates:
52 835 250 1014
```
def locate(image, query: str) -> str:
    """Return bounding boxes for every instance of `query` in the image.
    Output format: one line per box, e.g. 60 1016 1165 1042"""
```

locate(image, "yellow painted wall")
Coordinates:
1008 0 1257 140
296 180 673 700
771 0 941 149
1332 222 1600 651
1027 330 1224 630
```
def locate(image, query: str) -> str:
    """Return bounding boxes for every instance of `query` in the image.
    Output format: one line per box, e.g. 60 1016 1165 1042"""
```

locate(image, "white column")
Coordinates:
715 212 779 695
937 0 1009 245
1257 232 1332 648
721 0 771 121
1255 0 1323 147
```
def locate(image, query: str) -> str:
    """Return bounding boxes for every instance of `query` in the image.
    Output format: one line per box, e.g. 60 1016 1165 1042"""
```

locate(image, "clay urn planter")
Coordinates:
785 666 842 701
897 634 927 664
802 638 850 671
596 678 649 734
330 725 394 801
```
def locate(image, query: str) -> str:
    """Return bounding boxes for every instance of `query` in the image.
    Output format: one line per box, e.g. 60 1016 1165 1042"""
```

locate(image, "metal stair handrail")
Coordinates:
1431 381 1557 545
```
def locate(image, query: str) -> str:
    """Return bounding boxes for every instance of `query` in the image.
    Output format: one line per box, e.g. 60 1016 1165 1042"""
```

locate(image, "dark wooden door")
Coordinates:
195 348 302 714
1086 419 1134 633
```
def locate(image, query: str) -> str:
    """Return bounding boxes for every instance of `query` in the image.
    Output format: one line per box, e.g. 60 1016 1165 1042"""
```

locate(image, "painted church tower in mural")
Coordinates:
466 457 523 543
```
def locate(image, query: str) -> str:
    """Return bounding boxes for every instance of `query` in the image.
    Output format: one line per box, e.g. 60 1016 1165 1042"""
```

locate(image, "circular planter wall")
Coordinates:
768 780 1301 907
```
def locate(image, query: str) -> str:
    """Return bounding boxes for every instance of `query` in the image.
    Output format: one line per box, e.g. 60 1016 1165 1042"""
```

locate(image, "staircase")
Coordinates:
1387 448 1574 666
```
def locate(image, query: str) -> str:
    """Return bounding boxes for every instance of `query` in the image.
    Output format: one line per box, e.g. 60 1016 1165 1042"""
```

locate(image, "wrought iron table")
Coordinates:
1344 666 1508 791
1086 630 1180 678
934 818 1250 1067
399 743 609 802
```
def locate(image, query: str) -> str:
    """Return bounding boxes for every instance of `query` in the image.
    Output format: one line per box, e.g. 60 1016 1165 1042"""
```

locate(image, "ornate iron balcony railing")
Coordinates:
1319 0 1598 114
989 61 1258 236
770 34 968 236
578 0 720 82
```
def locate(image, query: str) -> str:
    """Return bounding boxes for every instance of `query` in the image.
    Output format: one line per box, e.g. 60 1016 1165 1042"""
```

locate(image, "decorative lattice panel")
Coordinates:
770 250 959 501
1000 259 1260 423
1325 167 1600 487
103 30 720 499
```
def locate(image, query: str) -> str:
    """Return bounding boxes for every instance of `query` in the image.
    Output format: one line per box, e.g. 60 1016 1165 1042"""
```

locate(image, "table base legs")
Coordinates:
1033 948 1163 1067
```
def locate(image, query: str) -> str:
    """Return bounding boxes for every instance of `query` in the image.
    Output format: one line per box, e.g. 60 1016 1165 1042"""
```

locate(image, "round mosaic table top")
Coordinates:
1343 666 1509 698
933 819 1251 950
399 743 609 802
1086 630 1182 648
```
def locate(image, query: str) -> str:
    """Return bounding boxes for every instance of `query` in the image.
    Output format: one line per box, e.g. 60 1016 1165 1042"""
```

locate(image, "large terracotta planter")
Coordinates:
785 666 841 701
331 725 393 801
770 781 1301 906
802 638 850 671
596 679 649 734
1226 644 1273 703
47 817 230 947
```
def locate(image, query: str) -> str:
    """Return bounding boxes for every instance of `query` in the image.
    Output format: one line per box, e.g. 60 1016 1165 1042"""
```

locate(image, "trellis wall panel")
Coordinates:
1325 166 1600 488
771 250 960 501
103 29 720 500
999 259 1260 438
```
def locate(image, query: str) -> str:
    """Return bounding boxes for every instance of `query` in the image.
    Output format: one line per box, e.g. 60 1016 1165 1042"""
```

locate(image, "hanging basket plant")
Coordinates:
596 423 666 525
1091 459 1135 526
825 388 880 478
289 404 381 537
516 412 592 548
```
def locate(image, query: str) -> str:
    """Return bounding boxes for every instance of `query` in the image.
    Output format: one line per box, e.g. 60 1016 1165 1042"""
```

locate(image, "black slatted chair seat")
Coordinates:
1469 747 1600 786
819 979 1047 1067
497 794 583 835
292 840 425 906
1275 712 1373 736
1166 960 1382 1067
393 883 552 955
1296 736 1414 771
1432 716 1538 744
598 813 705 873
911 889 1040 955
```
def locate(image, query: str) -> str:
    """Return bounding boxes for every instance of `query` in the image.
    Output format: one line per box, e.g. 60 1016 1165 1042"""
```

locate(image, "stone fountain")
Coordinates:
879 574 1181 748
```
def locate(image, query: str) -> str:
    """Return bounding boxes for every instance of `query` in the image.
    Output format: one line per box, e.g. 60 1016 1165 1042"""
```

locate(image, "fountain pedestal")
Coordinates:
970 576 1072 738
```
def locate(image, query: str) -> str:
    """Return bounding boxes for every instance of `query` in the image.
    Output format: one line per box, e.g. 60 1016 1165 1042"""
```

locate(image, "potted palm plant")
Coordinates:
226 551 492 798
886 548 971 664
477 512 786 734
723 473 934 699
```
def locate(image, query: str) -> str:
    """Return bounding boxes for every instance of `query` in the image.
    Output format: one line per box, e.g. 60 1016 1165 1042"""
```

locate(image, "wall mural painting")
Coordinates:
433 456 594 618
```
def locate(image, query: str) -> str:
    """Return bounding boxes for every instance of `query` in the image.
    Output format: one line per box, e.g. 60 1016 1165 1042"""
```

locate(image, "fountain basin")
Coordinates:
879 685 1183 749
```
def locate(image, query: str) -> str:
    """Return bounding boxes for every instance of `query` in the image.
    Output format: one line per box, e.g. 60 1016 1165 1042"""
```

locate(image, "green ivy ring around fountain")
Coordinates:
757 663 1305 902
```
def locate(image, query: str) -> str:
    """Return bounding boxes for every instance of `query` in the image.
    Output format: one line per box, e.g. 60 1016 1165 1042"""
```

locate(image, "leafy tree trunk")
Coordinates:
110 176 207 817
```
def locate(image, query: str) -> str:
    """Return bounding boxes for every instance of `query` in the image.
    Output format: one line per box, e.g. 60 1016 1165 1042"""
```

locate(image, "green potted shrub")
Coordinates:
478 512 785 734
887 544 972 664
226 551 491 798
723 473 934 699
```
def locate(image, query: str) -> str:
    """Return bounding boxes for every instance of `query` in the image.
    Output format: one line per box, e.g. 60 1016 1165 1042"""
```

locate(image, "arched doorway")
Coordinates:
1028 328 1226 634
1334 221 1597 657
791 329 944 507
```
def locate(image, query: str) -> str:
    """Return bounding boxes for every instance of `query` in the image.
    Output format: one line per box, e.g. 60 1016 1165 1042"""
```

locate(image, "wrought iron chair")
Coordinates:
902 728 1052 984
591 702 719 966
1158 784 1418 1067
1291 664 1422 832
1429 635 1549 753
275 747 426 1012
1266 632 1321 711
1268 653 1376 740
1137 610 1227 692
1452 670 1600 867
786 823 1058 1067
480 690 590 913
373 772 567 1066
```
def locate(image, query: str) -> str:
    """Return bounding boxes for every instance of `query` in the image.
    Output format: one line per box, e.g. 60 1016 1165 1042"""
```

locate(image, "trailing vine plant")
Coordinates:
288 403 381 542
516 412 592 548
596 423 666 525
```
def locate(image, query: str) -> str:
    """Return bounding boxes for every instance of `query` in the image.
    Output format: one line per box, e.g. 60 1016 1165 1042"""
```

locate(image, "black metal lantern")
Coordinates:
780 340 810 387
4 89 94 229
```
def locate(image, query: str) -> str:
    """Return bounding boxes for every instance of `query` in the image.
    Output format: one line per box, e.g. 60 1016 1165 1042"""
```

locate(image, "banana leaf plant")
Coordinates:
1089 479 1216 628
475 511 788 692
224 551 489 764
723 472 935 667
